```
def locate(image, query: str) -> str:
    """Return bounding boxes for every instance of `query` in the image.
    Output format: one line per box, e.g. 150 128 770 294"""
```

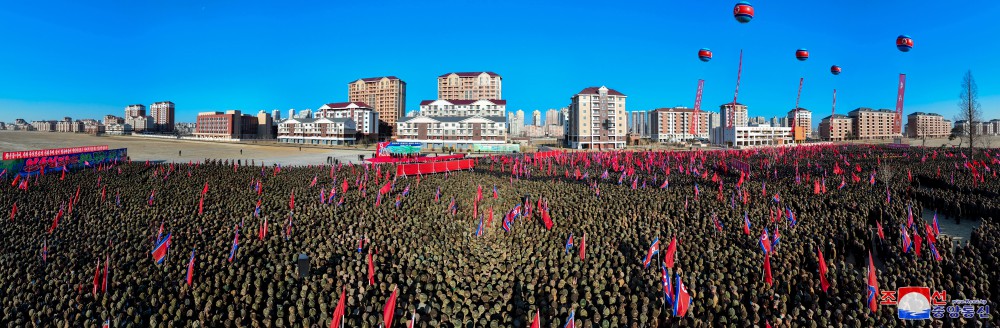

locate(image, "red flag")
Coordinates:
763 253 773 286
101 186 106 202
529 309 541 328
289 191 295 211
540 208 554 230
367 252 375 285
49 207 63 234
102 254 109 292
259 218 268 240
379 180 392 195
202 182 209 195
876 220 885 240
10 174 19 187
866 252 879 313
8 202 16 221
817 247 830 292
92 259 102 295
383 287 398 328
579 233 587 261
913 233 922 257
198 196 205 215
341 179 349 194
329 287 346 328
663 237 677 269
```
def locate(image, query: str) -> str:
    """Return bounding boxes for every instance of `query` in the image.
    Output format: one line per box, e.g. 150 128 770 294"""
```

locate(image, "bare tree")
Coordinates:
955 70 982 155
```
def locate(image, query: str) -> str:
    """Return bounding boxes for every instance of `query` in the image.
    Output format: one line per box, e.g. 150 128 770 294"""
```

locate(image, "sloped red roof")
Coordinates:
577 87 625 96
358 76 401 82
419 99 507 106
438 72 501 78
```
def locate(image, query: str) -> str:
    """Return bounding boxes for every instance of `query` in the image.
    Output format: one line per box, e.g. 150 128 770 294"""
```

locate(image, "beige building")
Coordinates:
848 108 897 140
125 104 146 118
395 98 507 149
150 101 175 132
819 114 854 141
31 121 55 132
348 76 406 128
316 102 379 136
648 107 712 142
437 72 502 101
278 117 356 145
906 112 952 138
787 108 812 136
566 86 627 150
719 102 749 128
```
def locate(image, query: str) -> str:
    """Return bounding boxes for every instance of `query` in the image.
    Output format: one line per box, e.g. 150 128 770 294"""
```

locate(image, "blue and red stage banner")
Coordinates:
0 147 127 176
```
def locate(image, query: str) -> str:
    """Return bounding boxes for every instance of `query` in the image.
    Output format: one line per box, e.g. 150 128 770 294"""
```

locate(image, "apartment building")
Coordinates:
565 86 626 150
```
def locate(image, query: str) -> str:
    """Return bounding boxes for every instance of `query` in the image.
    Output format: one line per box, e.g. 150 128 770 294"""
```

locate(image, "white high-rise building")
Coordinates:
544 109 560 126
509 110 525 137
532 110 542 127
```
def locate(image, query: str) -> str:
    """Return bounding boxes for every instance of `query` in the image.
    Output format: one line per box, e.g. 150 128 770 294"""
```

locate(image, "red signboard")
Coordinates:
396 159 474 176
3 145 109 161
894 74 906 135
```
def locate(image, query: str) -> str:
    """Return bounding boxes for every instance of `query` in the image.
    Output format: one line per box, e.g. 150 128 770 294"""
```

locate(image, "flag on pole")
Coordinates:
876 220 885 241
564 234 574 254
563 310 576 328
763 253 773 285
673 274 691 317
383 287 398 328
661 265 674 307
42 239 48 263
8 202 16 221
228 230 239 262
93 259 102 295
151 233 172 264
529 309 541 328
743 212 752 235
330 286 346 328
866 252 879 313
642 237 660 268
579 233 587 261
663 237 677 269
818 247 830 292
367 252 375 285
102 254 109 292
186 248 196 285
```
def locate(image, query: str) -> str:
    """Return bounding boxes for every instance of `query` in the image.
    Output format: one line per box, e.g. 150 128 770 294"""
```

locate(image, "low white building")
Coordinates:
105 123 133 135
277 117 356 145
418 99 506 117
316 102 379 136
395 116 507 150
712 126 793 148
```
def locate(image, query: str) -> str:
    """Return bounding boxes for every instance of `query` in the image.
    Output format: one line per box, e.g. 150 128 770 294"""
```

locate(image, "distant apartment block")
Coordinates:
316 102 379 136
349 76 406 128
848 108 897 140
125 104 146 118
150 101 175 132
31 121 55 132
819 114 854 141
194 110 260 140
788 108 812 137
278 117 356 145
649 107 711 142
508 110 525 137
395 98 507 149
437 72 502 101
566 86 626 150
906 112 952 138
126 115 154 133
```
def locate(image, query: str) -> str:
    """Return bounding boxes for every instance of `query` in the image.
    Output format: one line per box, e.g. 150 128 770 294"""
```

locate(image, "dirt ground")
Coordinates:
0 131 372 165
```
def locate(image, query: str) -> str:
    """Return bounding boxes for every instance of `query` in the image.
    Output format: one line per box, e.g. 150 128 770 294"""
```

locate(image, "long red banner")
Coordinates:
3 145 109 161
396 159 474 176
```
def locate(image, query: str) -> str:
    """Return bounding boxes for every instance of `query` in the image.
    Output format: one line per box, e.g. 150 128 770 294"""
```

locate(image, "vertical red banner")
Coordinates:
894 74 906 135
691 79 704 136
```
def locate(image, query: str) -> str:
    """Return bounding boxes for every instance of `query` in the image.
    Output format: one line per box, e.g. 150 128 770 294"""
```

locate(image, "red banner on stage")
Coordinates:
3 145 109 161
396 159 474 176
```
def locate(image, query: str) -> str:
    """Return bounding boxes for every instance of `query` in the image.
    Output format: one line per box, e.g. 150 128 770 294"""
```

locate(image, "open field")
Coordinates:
0 131 372 165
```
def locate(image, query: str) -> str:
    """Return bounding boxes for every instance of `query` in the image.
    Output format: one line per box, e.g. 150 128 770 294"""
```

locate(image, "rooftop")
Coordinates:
356 76 402 82
438 72 501 78
419 99 507 106
576 86 626 96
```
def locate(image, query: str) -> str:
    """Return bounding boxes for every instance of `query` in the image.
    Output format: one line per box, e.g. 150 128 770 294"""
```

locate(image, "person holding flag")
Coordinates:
642 237 660 268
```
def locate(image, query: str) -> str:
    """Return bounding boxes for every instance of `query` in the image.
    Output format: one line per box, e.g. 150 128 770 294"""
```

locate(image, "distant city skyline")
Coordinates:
0 1 998 125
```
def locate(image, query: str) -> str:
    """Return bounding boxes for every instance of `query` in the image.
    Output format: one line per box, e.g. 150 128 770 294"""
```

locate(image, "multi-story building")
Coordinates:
256 110 274 139
105 123 132 135
150 101 175 132
125 115 154 133
296 109 313 119
103 115 124 125
848 108 897 140
55 117 83 133
278 117 356 145
395 98 507 150
288 109 296 121
628 110 649 138
271 109 281 123
508 110 525 137
819 114 854 141
194 110 261 140
545 124 565 138
316 102 379 136
349 76 406 128
565 86 626 150
545 109 560 126
559 107 569 127
532 110 542 127
787 108 812 137
648 107 711 142
84 122 105 135
906 112 952 138
523 125 545 138
31 121 55 132
749 116 767 125
437 72 502 101
722 126 793 147
125 104 146 118
719 103 749 129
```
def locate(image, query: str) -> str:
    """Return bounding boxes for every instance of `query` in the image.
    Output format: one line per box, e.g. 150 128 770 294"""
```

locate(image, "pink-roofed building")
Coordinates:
316 102 379 136
437 72 502 101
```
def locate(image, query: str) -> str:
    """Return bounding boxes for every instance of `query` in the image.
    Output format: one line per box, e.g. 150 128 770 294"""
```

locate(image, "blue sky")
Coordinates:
0 0 997 126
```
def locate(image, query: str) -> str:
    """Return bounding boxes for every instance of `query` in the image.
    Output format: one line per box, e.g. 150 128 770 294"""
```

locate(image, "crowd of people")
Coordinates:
1 144 997 327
